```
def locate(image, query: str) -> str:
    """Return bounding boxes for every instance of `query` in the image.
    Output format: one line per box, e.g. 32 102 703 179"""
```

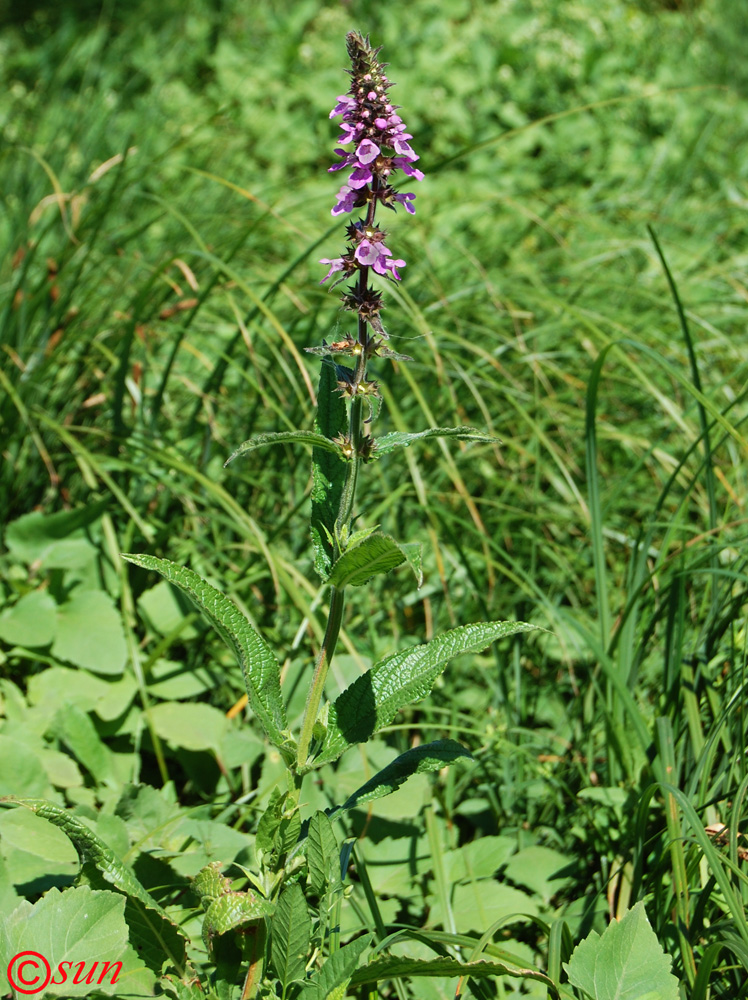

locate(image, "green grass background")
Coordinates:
2 0 748 995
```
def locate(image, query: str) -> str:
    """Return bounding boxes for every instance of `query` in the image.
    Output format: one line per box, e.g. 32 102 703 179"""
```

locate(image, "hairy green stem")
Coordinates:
296 583 346 769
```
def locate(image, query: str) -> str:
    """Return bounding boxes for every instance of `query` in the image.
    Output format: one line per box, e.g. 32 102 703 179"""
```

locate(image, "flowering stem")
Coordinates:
297 31 423 773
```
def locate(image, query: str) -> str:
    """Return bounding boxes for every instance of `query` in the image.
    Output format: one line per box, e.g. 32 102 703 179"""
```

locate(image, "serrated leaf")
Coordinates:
307 812 338 896
311 361 348 579
313 620 537 768
7 799 187 969
328 533 408 588
298 935 371 1000
225 431 342 466
78 860 186 979
203 891 274 951
399 542 423 587
370 427 498 460
255 786 284 855
349 956 557 993
121 554 289 752
340 740 472 811
270 884 311 987
564 901 680 1000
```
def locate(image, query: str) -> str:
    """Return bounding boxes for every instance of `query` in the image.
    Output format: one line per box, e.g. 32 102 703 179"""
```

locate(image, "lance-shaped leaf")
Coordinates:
312 621 537 769
349 956 557 995
122 554 289 752
311 361 349 579
370 427 499 460
6 799 187 972
336 740 472 812
270 884 312 988
224 431 342 467
298 935 371 1000
328 533 422 588
306 811 338 896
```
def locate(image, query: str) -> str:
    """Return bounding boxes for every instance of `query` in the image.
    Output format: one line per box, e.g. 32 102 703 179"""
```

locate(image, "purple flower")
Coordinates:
394 192 416 215
356 139 380 165
384 258 406 280
393 157 424 182
319 258 346 284
332 185 357 217
354 238 391 270
329 94 357 118
347 165 373 190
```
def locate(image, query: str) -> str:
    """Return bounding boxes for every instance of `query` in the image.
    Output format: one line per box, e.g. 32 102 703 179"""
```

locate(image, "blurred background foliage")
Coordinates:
2 0 748 992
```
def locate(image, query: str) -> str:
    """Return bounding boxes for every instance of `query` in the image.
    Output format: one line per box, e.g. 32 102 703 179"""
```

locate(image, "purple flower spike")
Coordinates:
318 32 423 357
325 32 424 219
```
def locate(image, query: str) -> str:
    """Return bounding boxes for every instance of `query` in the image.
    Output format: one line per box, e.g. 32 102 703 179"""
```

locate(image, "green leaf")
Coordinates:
270 883 312 987
4 501 108 566
203 891 274 951
138 581 198 638
149 702 229 753
327 533 419 588
399 542 423 587
7 799 187 969
255 786 284 856
564 901 680 1000
306 811 338 896
0 886 150 997
430 879 538 933
225 431 343 465
0 590 57 646
443 836 516 884
502 846 572 906
314 620 537 768
311 360 348 579
52 589 128 676
339 740 472 811
122 554 289 753
0 735 53 798
54 704 115 783
193 861 231 908
349 955 557 994
77 860 186 980
0 808 78 887
298 935 371 1000
371 427 498 460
